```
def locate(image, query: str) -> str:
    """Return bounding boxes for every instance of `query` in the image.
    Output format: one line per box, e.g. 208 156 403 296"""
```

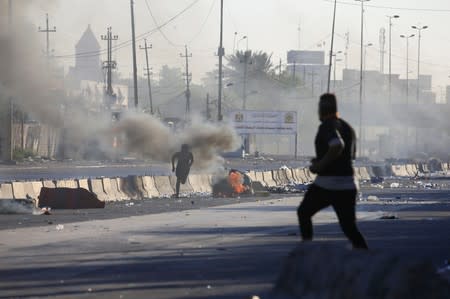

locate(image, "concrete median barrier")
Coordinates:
188 174 203 193
154 176 175 197
285 169 295 183
142 176 160 198
119 176 140 199
406 164 417 177
38 187 105 209
169 175 193 195
392 165 408 177
102 178 118 202
293 168 306 183
304 168 316 182
110 178 128 201
0 183 13 199
254 171 266 187
246 171 258 183
200 175 212 193
12 182 27 199
77 179 90 191
359 167 371 181
262 171 277 187
88 178 108 202
42 180 56 188
23 181 41 200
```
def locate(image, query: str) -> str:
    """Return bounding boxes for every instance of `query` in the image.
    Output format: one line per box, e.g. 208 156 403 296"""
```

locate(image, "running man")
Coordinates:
171 144 194 198
297 93 368 249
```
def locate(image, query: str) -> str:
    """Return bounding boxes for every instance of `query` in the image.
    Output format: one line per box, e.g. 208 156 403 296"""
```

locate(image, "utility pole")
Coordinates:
292 61 296 82
181 45 192 116
242 50 251 109
38 13 57 58
279 58 282 80
327 0 338 93
101 27 118 102
356 0 370 158
412 25 428 103
344 31 350 70
379 28 386 73
400 34 415 103
130 0 139 109
38 13 57 158
388 15 400 104
2 0 14 162
217 0 224 121
140 39 154 114
206 93 211 120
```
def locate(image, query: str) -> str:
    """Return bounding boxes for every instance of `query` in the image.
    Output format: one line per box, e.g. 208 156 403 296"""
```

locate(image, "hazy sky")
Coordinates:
10 0 450 97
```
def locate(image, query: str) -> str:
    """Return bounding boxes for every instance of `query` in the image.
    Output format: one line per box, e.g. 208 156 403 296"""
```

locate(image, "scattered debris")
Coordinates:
379 214 399 220
390 182 400 188
56 224 64 230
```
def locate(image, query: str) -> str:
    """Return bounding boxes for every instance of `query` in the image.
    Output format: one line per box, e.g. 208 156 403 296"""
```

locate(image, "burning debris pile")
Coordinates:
212 170 253 197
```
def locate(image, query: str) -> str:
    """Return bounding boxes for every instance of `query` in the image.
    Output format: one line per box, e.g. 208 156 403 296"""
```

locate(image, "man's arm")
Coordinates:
189 153 194 167
310 143 343 174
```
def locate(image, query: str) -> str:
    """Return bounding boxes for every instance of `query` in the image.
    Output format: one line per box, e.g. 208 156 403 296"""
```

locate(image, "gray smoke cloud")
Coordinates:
0 1 239 170
110 113 240 170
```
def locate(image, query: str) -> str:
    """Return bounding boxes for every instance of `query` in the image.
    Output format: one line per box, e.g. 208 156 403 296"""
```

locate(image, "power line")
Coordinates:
187 0 216 44
144 0 202 47
324 0 450 12
55 0 202 59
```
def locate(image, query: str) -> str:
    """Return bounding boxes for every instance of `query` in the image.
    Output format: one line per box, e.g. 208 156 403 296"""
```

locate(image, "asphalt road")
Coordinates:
0 182 449 299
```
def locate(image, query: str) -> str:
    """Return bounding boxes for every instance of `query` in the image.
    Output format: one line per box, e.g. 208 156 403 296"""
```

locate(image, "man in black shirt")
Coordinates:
171 144 194 198
297 93 368 249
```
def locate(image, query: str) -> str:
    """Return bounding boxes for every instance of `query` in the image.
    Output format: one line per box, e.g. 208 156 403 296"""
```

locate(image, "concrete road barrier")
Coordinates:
77 179 90 191
42 180 56 188
273 170 286 185
110 178 128 201
262 171 277 187
359 167 371 181
0 183 14 199
153 176 175 197
23 182 39 200
142 176 160 198
12 182 27 200
169 175 193 194
188 174 204 193
89 178 108 202
246 171 258 183
200 175 212 193
285 169 295 183
119 176 140 199
254 171 266 187
102 178 118 202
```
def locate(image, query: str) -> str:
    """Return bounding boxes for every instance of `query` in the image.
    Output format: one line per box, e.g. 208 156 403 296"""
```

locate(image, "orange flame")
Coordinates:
228 171 246 194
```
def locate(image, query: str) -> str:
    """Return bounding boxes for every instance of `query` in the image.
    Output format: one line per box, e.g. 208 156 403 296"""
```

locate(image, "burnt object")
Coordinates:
38 187 105 209
212 170 253 197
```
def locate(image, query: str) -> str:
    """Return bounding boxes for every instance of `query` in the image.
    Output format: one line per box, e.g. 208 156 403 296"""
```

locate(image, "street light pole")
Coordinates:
400 34 415 104
217 0 224 121
355 0 370 158
387 15 400 104
332 51 342 91
130 0 139 109
327 0 338 93
411 25 428 103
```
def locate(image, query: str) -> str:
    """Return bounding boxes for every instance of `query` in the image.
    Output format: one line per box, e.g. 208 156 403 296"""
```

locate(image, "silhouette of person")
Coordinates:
171 144 194 198
297 93 368 249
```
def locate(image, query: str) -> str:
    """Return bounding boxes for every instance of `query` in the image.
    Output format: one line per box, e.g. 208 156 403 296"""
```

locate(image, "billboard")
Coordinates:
229 110 297 135
287 50 325 65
